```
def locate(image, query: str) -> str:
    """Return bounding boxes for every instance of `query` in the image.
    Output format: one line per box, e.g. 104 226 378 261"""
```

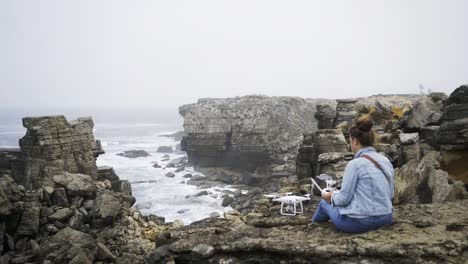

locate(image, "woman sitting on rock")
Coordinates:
311 117 394 233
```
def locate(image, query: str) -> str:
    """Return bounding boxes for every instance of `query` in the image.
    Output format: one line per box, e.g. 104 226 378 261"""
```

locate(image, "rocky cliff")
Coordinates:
0 116 172 263
179 95 329 174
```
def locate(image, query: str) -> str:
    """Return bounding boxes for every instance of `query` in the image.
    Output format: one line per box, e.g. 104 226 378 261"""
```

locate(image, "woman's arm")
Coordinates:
331 160 359 206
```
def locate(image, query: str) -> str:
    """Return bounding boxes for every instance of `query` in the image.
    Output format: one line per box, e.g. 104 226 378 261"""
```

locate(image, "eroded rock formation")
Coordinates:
179 96 328 172
0 116 171 263
19 116 104 189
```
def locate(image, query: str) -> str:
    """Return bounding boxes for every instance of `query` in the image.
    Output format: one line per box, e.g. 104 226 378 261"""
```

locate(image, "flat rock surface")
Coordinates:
153 200 468 263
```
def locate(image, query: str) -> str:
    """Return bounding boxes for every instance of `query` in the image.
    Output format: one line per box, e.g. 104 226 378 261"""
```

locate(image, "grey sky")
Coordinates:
1 0 467 110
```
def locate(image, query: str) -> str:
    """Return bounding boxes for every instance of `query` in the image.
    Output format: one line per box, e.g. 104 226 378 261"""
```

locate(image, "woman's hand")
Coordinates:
322 191 333 204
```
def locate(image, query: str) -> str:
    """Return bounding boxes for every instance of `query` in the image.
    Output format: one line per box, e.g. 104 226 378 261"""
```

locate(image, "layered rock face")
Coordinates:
0 116 170 263
179 95 327 171
19 116 104 189
297 89 467 201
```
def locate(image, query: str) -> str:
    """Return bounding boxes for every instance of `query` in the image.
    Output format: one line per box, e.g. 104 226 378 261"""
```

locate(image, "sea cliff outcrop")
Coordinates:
0 116 170 263
179 95 327 173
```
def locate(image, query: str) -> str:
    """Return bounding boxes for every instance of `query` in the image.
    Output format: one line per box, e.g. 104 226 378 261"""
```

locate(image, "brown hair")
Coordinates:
349 117 375 146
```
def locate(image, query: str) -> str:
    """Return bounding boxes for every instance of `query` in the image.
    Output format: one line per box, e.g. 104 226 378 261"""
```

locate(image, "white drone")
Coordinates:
265 192 311 216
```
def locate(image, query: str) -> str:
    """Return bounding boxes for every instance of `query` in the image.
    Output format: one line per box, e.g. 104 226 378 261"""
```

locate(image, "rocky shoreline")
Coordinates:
0 86 467 263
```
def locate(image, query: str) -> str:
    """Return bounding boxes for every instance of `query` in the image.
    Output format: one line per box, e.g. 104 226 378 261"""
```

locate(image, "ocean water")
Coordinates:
0 121 232 224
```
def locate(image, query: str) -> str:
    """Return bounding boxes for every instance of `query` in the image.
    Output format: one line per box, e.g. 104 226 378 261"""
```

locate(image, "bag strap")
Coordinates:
361 154 391 188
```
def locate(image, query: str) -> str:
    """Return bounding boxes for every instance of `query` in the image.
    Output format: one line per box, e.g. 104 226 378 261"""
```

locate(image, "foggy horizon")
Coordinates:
2 0 468 110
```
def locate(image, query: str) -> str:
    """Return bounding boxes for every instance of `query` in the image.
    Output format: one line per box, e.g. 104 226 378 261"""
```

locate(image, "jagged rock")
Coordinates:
91 192 121 225
183 173 192 178
394 151 466 204
317 152 349 183
97 166 120 182
152 162 161 168
156 146 174 153
399 133 419 145
97 242 118 261
48 207 74 222
419 126 440 145
116 150 151 158
68 210 86 230
117 253 145 264
221 195 234 207
400 95 444 132
447 84 468 105
314 102 337 129
0 188 12 216
40 227 98 263
111 180 132 196
19 116 103 189
436 117 468 150
51 188 69 207
16 192 41 236
53 173 96 197
296 129 348 179
334 99 358 136
399 140 420 165
0 175 23 203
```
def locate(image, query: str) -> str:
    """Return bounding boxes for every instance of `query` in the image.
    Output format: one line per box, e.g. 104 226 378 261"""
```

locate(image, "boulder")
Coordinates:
116 150 151 158
53 173 96 197
436 117 468 150
111 180 132 196
401 96 444 132
394 151 465 204
165 172 175 178
16 192 41 237
314 102 336 129
97 242 118 262
40 227 98 263
48 208 74 222
191 244 215 259
97 166 120 182
156 146 174 153
221 195 234 207
447 84 468 105
51 188 69 207
91 192 121 225
174 167 185 173
399 133 419 145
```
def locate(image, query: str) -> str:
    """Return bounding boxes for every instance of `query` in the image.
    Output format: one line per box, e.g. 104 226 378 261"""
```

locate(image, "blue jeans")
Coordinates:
312 200 393 233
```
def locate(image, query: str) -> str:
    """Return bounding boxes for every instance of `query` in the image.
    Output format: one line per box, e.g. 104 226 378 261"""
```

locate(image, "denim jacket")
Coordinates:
331 147 394 216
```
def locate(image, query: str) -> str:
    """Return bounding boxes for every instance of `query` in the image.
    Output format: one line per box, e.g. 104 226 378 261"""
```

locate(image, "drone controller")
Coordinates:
311 174 337 196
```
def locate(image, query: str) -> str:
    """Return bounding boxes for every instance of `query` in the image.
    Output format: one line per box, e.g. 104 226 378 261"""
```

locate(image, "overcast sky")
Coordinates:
1 0 467 110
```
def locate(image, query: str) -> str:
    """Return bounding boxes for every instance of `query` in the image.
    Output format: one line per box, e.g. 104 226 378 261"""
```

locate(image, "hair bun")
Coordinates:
356 117 373 132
